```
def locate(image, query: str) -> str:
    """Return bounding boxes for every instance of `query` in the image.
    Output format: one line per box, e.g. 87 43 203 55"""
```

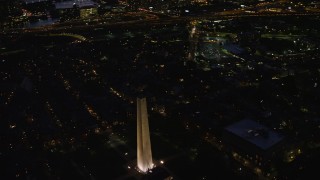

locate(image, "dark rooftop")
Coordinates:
225 119 284 150
24 0 49 4
55 0 97 9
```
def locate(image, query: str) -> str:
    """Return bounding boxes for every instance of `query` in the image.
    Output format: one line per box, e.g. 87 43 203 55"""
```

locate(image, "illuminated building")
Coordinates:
80 6 98 18
188 20 225 71
54 0 98 20
188 21 199 61
137 97 153 173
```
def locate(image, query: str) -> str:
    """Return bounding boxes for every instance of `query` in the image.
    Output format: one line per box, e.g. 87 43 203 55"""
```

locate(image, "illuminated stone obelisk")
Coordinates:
188 21 199 61
137 97 153 173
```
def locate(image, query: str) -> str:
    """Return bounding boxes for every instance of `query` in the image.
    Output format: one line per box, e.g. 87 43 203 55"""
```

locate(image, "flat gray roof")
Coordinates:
225 119 284 150
24 0 49 4
55 0 97 9
23 0 97 8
